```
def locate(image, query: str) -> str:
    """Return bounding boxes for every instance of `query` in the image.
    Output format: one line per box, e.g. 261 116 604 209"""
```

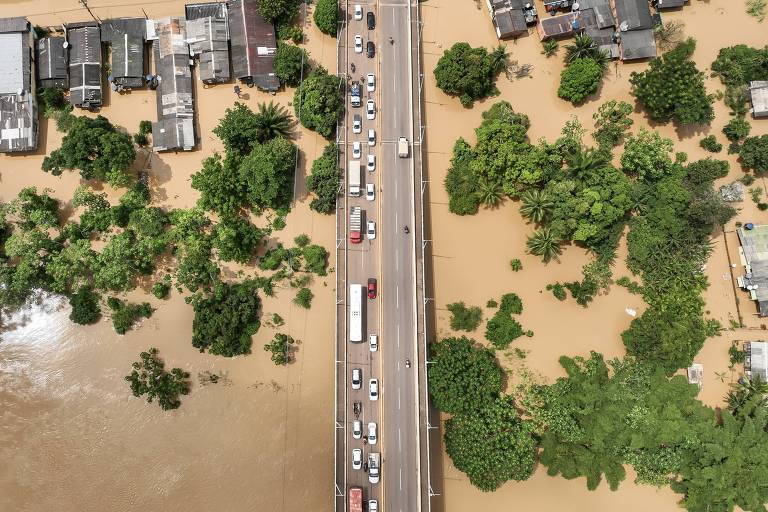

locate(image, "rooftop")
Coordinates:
68 23 102 108
101 18 147 88
0 92 37 152
0 17 31 94
655 0 687 9
614 0 653 31
737 225 768 316
537 11 581 40
619 28 656 60
750 81 768 118
488 0 528 39
186 2 231 84
228 0 279 91
37 37 69 89
746 341 768 381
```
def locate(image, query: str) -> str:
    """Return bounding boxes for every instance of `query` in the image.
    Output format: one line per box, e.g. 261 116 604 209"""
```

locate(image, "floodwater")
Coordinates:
422 0 768 510
0 1 337 511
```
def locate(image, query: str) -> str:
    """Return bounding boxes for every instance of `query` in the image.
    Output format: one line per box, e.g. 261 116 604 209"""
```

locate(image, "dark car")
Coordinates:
367 11 376 30
366 41 375 58
367 278 377 299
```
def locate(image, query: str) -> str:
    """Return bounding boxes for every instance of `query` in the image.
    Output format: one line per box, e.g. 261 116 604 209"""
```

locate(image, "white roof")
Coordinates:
0 32 23 93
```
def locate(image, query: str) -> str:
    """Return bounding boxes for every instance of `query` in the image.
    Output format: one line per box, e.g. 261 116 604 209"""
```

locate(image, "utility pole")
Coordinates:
79 0 100 24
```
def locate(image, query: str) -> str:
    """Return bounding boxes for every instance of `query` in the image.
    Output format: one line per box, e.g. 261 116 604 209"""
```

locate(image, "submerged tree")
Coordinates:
526 227 563 262
125 347 191 410
519 189 554 224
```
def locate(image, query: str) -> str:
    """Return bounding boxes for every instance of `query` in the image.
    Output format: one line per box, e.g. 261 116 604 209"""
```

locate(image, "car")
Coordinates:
366 11 376 29
366 220 376 240
368 454 380 484
352 420 362 439
351 368 362 389
368 422 377 444
352 115 362 134
366 100 376 120
366 183 375 201
366 41 375 58
367 154 376 172
366 73 375 92
367 278 377 299
369 378 379 401
369 500 378 512
369 333 378 351
354 35 363 53
354 4 363 20
367 129 376 146
352 141 361 159
352 448 362 470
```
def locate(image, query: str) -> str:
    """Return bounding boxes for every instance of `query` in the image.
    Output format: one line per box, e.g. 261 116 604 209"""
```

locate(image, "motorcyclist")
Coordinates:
403 225 409 234
389 36 394 44
405 359 411 368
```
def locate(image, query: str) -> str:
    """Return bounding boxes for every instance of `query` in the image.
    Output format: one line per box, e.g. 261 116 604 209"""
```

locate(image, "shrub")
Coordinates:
108 298 153 335
557 57 603 104
264 332 296 365
446 302 483 332
546 283 567 301
699 135 722 153
723 117 751 142
740 135 768 174
541 39 558 57
294 287 313 309
152 281 171 299
307 143 341 214
139 120 152 134
510 258 523 272
313 0 338 36
433 42 507 107
486 299 498 308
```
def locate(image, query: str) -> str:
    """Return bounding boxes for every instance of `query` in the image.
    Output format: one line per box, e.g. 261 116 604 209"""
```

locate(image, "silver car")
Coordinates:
351 368 362 389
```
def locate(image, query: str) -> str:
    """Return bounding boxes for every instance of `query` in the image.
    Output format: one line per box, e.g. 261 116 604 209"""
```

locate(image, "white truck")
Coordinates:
348 160 361 197
398 137 409 158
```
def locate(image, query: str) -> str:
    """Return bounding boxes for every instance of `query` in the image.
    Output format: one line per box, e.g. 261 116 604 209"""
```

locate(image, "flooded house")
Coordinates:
101 18 148 91
614 0 656 60
487 0 530 39
0 17 38 153
185 2 231 84
537 11 582 40
736 224 768 317
578 0 619 58
67 22 102 109
749 81 768 119
151 17 195 151
228 0 279 91
36 36 69 89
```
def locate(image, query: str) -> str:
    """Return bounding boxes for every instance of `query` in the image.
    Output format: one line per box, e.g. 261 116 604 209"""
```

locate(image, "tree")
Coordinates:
313 0 338 36
477 178 503 208
125 347 191 410
93 232 157 291
301 244 329 275
629 39 714 126
41 115 136 187
485 293 527 349
68 285 101 324
47 239 96 294
446 302 483 331
191 153 245 216
259 0 299 22
275 43 309 86
433 42 504 107
293 67 344 139
307 144 341 214
699 135 722 153
722 116 751 142
294 287 313 308
213 102 261 156
254 101 294 142
541 39 558 57
190 279 261 356
444 138 480 215
621 128 675 182
264 332 296 365
557 57 603 104
212 215 265 263
564 34 599 63
519 189 553 224
739 134 768 174
445 395 537 491
710 44 768 87
526 227 562 262
107 297 153 335
592 100 634 149
240 136 297 210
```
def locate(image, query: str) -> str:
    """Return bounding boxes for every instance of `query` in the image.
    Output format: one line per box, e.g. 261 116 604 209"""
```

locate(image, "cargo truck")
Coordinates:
350 206 362 244
348 160 361 196
348 486 363 512
398 137 409 158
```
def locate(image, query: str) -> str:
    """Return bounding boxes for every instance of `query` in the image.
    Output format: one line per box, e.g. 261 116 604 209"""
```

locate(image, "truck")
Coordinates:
350 206 362 244
349 283 363 343
368 453 381 484
348 160 361 197
348 486 363 512
398 136 409 158
350 81 361 107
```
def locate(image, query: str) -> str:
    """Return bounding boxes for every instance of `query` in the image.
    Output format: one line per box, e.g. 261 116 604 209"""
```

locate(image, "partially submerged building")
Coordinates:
37 36 69 89
749 81 768 119
745 341 768 381
101 18 147 91
487 0 529 39
614 0 656 60
537 11 582 40
185 2 231 84
67 22 102 108
0 17 38 153
737 224 768 316
228 0 279 91
578 0 619 58
152 17 195 151
653 0 687 9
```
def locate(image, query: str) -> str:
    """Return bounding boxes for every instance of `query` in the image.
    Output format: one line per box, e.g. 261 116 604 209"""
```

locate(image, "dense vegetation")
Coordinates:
275 43 309 86
446 302 482 331
484 293 529 349
433 43 508 107
557 57 604 104
293 67 344 139
306 143 341 214
125 348 191 410
264 332 296 365
313 0 338 37
107 297 153 335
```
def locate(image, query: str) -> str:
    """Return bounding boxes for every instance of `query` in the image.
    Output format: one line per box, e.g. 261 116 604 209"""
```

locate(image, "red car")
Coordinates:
367 278 377 299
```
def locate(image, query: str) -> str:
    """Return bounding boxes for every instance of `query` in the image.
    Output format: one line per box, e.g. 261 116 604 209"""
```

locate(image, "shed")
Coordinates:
228 0 279 91
0 17 38 153
749 81 768 119
745 341 768 381
37 37 69 89
186 2 231 84
654 0 687 9
537 11 581 40
152 17 195 152
67 22 102 109
487 0 528 39
619 28 656 60
101 18 147 90
736 225 768 316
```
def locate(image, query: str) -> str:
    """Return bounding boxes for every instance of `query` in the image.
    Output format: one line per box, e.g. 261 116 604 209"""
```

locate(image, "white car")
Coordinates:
366 73 375 92
366 99 376 120
367 129 376 146
366 220 376 240
366 183 375 201
369 378 379 401
354 4 363 20
352 448 362 470
369 500 378 512
352 420 362 439
369 333 378 351
368 456 380 483
352 141 361 159
367 154 376 172
368 422 377 445
354 35 363 53
351 368 362 389
352 114 362 134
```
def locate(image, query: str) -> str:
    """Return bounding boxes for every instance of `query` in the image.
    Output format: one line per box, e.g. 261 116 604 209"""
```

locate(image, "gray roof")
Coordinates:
0 18 31 94
578 0 615 29
186 2 229 20
37 37 69 89
152 17 195 151
620 28 656 60
0 17 29 34
656 0 686 8
615 0 653 30
228 0 279 90
185 3 231 83
68 24 102 108
747 341 768 379
750 81 768 118
0 92 38 152
101 18 146 87
490 0 528 39
537 11 581 39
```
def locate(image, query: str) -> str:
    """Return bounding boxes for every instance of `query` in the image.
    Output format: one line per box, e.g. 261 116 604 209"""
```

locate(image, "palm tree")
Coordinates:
564 34 598 64
489 45 509 74
254 101 294 142
477 178 504 208
591 49 611 71
566 148 609 175
726 375 768 415
520 189 554 224
526 227 563 263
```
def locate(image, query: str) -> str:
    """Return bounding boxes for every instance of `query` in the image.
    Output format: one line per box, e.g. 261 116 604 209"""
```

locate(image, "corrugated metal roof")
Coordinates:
37 37 69 88
750 81 768 118
0 17 29 34
68 25 103 108
186 2 229 22
0 92 38 152
656 0 686 9
228 0 278 90
102 18 146 85
186 11 231 83
0 33 24 94
615 0 653 31
620 28 656 60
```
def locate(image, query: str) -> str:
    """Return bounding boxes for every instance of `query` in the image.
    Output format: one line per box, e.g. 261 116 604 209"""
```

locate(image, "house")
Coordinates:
37 36 69 89
745 341 768 381
487 0 529 39
67 22 102 108
736 224 768 316
613 0 656 60
228 0 279 91
578 0 619 58
101 18 147 91
185 2 231 84
0 17 38 153
152 17 195 152
653 0 687 9
537 11 582 40
749 81 768 119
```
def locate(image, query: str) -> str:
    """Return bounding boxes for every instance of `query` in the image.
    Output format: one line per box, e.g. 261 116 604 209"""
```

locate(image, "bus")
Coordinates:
350 284 363 343
348 486 363 512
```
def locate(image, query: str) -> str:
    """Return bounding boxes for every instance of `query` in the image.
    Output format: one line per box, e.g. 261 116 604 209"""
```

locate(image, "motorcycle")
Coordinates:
405 359 411 368
403 225 410 234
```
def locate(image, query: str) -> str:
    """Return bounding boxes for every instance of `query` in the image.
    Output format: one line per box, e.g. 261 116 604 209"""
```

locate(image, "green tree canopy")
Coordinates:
240 136 297 210
307 143 341 214
433 43 507 107
557 57 603 104
313 0 338 36
293 67 344 139
213 102 261 156
739 134 768 174
125 347 191 410
275 43 309 86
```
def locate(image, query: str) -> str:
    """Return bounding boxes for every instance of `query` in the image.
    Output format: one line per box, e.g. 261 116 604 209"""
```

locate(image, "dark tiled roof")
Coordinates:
537 11 581 39
656 0 686 8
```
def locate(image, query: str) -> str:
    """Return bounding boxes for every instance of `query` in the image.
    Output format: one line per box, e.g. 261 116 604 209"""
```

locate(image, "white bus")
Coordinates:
350 284 363 343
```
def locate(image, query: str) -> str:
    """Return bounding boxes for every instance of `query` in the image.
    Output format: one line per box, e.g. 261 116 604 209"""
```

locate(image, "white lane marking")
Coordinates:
399 467 403 491
398 428 402 453
396 285 399 308
396 249 399 271
398 386 401 410
397 329 400 347
397 360 401 372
